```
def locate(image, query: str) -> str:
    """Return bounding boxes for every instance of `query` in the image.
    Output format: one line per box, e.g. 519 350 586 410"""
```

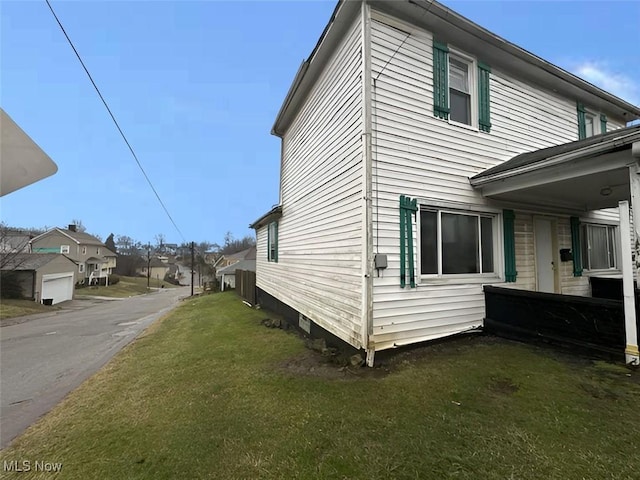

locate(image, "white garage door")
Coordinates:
41 273 74 305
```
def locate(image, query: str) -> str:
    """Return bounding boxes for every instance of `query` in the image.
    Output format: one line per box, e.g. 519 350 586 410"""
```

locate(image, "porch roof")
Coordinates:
85 257 105 264
470 126 640 211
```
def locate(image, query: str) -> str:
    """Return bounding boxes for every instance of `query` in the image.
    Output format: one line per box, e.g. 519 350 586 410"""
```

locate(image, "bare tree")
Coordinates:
0 223 32 269
154 233 166 254
220 232 256 255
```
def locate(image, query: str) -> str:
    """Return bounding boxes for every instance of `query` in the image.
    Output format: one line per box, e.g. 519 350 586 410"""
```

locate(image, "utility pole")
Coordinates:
191 241 195 296
147 244 151 289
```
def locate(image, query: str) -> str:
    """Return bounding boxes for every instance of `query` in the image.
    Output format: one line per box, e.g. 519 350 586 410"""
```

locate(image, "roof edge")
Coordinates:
249 206 283 230
471 126 640 185
272 0 640 137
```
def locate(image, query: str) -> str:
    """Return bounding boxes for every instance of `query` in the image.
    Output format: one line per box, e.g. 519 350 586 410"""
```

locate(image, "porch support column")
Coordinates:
619 199 639 365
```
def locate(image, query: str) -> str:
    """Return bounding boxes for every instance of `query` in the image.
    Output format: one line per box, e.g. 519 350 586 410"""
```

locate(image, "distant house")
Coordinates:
215 246 256 269
0 253 77 304
30 225 116 285
217 259 256 291
164 243 178 255
136 257 170 282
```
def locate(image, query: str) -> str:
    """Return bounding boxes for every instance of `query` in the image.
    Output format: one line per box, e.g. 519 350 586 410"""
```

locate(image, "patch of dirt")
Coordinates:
488 377 519 395
579 382 619 400
277 349 389 380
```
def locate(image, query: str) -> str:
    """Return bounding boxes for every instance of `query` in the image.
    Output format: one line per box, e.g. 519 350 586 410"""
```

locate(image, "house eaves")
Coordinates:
249 205 283 230
271 0 361 137
30 228 106 247
272 0 640 138
0 109 58 196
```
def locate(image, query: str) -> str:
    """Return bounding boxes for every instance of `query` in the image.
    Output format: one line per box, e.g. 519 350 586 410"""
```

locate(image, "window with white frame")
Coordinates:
82 246 87 254
581 224 617 270
60 245 70 254
578 103 607 139
449 55 474 126
420 209 496 275
584 112 596 138
79 263 85 273
96 247 100 255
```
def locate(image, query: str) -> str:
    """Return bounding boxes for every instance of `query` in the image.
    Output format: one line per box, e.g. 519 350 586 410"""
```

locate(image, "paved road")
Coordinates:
0 287 190 448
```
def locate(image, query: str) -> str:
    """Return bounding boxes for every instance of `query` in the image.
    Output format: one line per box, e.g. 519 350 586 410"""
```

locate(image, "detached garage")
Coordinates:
0 253 77 304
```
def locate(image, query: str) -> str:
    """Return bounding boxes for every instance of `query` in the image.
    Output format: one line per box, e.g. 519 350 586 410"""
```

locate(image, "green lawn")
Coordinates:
2 292 639 479
75 276 179 298
0 299 59 320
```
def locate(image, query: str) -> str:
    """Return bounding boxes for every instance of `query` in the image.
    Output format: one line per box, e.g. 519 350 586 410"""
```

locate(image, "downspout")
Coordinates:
360 1 375 367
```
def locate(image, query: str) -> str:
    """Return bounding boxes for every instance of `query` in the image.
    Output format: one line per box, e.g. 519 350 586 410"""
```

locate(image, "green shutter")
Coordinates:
577 102 587 139
503 209 517 282
267 223 271 261
478 62 491 132
273 222 278 262
570 217 582 277
600 114 607 134
432 40 449 120
399 195 418 288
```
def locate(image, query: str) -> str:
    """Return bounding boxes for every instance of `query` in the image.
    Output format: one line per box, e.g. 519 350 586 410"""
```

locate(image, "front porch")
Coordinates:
483 285 640 360
471 125 640 364
85 257 112 285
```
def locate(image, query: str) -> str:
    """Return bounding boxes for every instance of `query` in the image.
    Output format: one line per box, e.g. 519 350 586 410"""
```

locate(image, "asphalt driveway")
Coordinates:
0 286 190 448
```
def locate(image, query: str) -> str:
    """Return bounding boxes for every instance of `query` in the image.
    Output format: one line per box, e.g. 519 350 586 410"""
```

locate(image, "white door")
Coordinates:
534 218 556 293
41 273 74 304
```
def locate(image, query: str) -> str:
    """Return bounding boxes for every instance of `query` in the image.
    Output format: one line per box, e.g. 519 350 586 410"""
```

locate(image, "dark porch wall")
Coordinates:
483 285 638 358
256 287 361 356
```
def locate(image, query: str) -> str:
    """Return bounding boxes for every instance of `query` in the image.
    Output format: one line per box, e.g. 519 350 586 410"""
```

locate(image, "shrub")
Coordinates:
0 272 24 299
108 274 120 285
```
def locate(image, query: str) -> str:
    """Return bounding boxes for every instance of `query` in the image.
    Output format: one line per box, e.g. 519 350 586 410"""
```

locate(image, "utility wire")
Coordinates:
45 0 186 243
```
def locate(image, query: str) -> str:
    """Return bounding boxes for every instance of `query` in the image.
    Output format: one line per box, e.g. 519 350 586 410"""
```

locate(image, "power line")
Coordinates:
44 0 186 243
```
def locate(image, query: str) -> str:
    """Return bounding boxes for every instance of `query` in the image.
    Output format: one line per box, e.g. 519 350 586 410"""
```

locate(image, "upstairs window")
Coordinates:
60 245 70 254
433 40 491 132
578 103 607 139
267 222 278 262
82 246 86 254
449 57 472 125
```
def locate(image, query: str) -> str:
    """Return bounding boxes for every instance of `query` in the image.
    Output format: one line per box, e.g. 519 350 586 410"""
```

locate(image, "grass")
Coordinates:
0 298 59 320
2 292 639 479
74 276 179 298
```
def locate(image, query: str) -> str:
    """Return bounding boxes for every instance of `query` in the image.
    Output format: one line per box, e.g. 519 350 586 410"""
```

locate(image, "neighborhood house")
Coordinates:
31 225 116 286
0 253 77 304
251 0 640 366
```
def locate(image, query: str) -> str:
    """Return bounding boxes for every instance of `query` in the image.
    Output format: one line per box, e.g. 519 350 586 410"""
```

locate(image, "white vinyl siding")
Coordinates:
368 12 624 350
256 14 364 348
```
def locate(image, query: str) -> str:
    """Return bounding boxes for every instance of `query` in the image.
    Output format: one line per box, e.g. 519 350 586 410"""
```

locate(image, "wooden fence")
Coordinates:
236 269 256 305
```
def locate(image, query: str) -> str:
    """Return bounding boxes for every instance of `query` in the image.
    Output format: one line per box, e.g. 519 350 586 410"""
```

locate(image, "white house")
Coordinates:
251 0 640 366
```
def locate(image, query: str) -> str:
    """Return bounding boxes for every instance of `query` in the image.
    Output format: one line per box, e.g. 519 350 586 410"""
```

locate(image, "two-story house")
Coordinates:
31 225 117 285
251 0 640 366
